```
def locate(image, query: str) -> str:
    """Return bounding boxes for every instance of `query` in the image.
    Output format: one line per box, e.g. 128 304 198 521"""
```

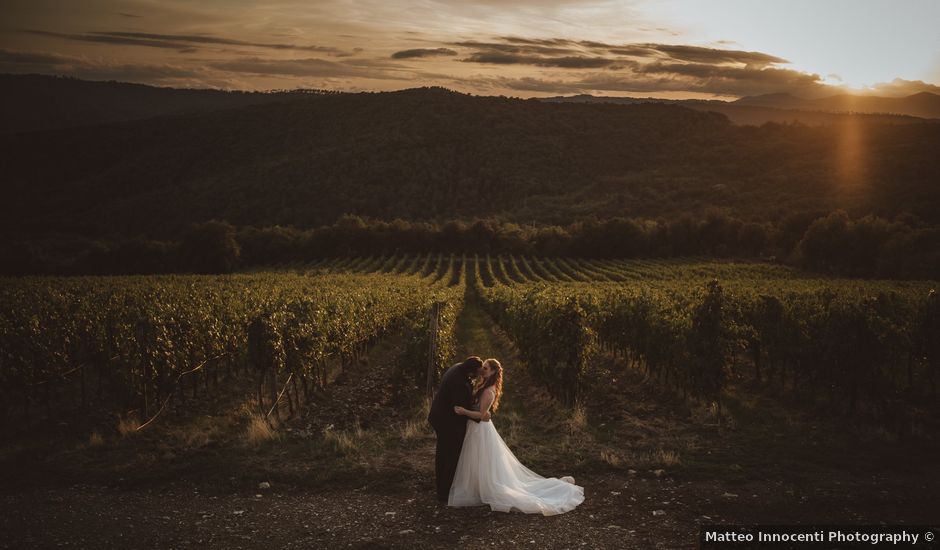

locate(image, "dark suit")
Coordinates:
427 361 480 502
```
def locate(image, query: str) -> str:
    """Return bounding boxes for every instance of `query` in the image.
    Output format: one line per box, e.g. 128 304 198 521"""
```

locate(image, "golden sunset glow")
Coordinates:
1 0 938 99
836 117 865 189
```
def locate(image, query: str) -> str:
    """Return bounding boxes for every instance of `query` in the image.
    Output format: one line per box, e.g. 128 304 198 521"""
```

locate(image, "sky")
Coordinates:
1 0 939 100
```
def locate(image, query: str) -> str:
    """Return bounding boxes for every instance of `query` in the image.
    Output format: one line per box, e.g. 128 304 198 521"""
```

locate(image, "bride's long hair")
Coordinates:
473 358 503 412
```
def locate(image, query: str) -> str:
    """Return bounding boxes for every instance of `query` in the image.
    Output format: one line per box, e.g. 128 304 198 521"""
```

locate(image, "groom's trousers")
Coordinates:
432 420 467 502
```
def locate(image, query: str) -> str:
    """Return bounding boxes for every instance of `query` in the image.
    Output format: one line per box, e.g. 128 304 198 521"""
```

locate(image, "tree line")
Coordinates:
2 209 937 279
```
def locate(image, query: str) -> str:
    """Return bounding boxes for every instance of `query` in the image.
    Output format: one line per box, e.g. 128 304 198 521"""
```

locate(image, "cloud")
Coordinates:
333 47 364 58
441 35 830 97
451 40 580 56
391 48 458 59
461 52 621 69
0 48 204 84
25 30 188 50
497 36 580 47
208 56 413 81
23 29 347 55
479 76 585 95
69 62 205 83
94 31 342 53
453 36 788 71
856 78 940 97
605 44 660 57
485 62 831 98
636 61 816 84
0 49 72 65
647 44 788 65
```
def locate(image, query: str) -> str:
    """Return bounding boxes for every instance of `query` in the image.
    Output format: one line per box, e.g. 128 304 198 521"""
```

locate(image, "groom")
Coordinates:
427 356 489 503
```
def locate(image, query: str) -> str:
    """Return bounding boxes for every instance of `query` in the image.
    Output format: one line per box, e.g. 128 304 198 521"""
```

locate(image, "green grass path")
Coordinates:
451 295 593 474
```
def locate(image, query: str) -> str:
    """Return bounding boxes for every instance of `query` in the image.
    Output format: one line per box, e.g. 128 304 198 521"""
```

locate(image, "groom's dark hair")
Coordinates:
459 356 484 373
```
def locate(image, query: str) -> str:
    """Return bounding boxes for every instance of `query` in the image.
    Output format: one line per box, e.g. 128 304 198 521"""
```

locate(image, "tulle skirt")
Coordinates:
448 419 584 515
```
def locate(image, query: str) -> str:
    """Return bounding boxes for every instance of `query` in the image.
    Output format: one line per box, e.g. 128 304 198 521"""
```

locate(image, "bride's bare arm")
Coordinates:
455 389 494 421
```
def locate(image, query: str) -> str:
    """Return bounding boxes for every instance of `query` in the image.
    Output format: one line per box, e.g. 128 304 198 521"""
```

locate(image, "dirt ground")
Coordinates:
1 298 938 549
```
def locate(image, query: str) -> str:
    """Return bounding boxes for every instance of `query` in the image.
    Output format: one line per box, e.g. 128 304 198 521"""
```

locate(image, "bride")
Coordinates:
449 358 584 515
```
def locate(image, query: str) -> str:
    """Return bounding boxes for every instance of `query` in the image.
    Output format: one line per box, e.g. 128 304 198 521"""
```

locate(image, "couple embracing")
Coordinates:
427 356 584 515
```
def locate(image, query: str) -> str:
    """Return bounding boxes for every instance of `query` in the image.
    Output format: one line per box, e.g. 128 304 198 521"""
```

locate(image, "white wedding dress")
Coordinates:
448 400 584 515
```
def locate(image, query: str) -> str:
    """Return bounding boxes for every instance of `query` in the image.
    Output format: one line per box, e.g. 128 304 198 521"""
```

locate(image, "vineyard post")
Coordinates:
426 302 441 399
142 361 149 420
290 374 302 411
256 371 264 415
300 371 310 402
269 355 278 421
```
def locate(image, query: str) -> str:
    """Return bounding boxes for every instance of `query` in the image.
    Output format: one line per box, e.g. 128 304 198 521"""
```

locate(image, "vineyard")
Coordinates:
2 255 939 548
2 254 937 436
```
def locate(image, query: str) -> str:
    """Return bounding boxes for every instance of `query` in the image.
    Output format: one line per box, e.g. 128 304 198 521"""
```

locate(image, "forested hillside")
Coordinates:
0 73 322 134
2 84 939 241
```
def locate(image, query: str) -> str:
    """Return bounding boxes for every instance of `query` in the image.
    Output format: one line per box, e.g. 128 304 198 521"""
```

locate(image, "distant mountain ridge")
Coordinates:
0 73 337 134
540 90 940 125
732 91 940 119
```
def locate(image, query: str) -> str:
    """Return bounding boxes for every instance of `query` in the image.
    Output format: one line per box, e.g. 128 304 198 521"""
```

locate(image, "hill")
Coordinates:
0 73 333 134
1 78 940 242
733 91 940 119
540 91 940 125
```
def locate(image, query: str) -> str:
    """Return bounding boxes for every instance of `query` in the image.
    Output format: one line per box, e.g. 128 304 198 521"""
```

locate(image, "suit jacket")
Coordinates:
427 362 481 428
